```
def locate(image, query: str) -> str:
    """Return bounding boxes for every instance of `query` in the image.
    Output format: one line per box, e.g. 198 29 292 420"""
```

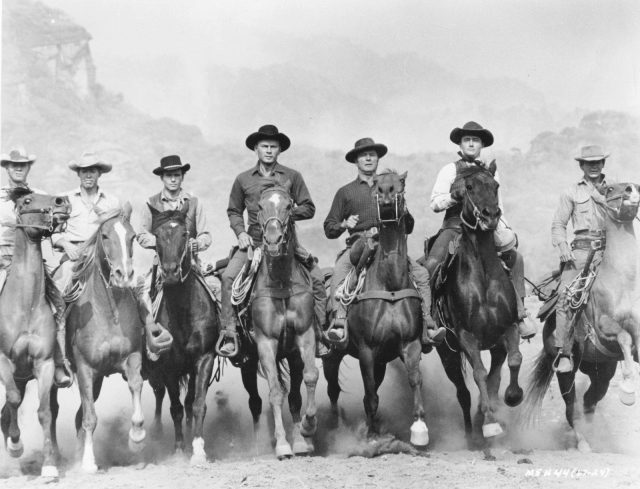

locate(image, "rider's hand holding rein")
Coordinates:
60 239 81 261
237 231 253 250
558 241 575 263
342 214 359 230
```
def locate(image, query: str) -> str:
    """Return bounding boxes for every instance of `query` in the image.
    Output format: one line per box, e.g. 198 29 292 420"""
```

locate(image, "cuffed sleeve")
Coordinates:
227 177 247 237
290 172 315 221
324 188 346 239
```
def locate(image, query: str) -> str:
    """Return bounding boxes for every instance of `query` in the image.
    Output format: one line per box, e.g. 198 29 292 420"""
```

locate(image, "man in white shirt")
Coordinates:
426 122 535 339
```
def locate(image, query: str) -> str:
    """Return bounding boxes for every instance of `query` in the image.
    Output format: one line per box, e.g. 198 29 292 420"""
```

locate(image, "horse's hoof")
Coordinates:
482 423 503 438
577 439 592 453
40 465 59 479
190 454 208 466
619 380 636 406
82 462 98 474
129 427 146 444
6 438 23 458
410 420 429 447
275 443 293 460
128 437 145 454
300 415 317 437
292 439 311 455
504 386 523 407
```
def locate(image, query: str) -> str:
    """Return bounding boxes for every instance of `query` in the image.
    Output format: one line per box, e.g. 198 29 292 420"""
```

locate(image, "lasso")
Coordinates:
565 270 596 311
231 247 263 306
335 267 366 307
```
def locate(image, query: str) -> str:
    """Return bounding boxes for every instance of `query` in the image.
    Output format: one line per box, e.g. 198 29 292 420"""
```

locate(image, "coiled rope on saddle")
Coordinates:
564 270 597 311
335 267 366 307
231 247 263 307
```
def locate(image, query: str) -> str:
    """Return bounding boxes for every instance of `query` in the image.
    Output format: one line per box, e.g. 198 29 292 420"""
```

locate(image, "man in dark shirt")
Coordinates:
323 138 445 348
218 124 327 358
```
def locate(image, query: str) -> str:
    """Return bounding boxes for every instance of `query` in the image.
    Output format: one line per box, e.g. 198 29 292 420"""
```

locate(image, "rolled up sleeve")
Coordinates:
430 163 457 212
194 200 211 251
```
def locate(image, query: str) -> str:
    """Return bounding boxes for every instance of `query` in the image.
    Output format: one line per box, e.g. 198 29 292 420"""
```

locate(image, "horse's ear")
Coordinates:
488 159 497 176
122 201 132 221
400 171 408 186
181 200 190 216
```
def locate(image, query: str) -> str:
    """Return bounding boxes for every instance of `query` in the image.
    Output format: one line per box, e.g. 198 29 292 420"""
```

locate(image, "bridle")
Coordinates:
14 202 68 240
601 186 640 224
259 192 293 256
375 190 406 226
97 216 136 288
459 176 501 231
155 219 193 283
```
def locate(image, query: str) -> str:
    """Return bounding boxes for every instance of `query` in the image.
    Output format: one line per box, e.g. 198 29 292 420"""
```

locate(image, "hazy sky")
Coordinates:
35 0 640 134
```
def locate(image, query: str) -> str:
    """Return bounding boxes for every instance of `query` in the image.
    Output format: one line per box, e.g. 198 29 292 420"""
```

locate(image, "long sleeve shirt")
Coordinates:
138 189 211 250
52 187 121 247
324 177 379 239
227 162 315 241
551 177 608 248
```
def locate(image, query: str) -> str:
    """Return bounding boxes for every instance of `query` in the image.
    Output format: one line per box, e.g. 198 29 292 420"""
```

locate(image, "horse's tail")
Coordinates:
521 348 555 426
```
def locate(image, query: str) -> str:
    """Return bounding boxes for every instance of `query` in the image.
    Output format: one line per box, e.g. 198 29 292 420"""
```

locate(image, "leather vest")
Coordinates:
148 192 198 238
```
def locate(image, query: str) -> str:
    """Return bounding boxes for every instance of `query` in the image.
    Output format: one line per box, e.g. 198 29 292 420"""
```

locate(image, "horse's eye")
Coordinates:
625 185 633 193
101 233 109 240
466 184 472 190
608 187 614 192
24 198 31 204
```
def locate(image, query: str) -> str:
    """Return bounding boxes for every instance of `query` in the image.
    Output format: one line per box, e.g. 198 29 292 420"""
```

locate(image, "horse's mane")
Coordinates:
70 207 127 284
378 168 398 176
7 186 34 202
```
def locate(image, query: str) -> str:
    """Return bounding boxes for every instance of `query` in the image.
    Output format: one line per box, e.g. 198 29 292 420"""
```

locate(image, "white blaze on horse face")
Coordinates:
113 221 130 278
628 185 640 204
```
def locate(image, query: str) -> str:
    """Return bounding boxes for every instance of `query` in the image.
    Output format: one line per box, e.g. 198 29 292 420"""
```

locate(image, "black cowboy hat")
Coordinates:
152 155 191 176
245 124 291 152
450 121 494 147
345 137 388 163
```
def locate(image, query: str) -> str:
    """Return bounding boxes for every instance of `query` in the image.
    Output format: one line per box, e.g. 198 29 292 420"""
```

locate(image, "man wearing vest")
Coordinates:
0 147 72 387
551 145 610 373
323 138 446 348
217 124 327 358
426 121 536 340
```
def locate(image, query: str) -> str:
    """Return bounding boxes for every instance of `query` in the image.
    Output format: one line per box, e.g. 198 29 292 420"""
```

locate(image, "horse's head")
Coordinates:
258 184 293 256
601 182 640 223
95 203 136 287
374 170 408 225
11 188 70 240
460 163 501 231
149 203 191 285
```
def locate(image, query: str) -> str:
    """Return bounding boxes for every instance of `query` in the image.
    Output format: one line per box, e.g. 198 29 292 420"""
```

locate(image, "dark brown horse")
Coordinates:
52 205 145 473
144 204 220 464
0 188 69 478
238 184 318 459
524 182 640 452
323 171 429 445
427 163 522 456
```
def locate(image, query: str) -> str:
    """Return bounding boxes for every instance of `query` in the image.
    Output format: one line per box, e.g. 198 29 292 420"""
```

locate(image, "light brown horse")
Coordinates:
248 184 319 459
0 188 70 478
51 205 145 473
524 182 640 452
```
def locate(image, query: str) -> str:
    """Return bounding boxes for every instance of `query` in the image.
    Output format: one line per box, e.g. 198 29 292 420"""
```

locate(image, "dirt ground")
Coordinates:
1 303 639 488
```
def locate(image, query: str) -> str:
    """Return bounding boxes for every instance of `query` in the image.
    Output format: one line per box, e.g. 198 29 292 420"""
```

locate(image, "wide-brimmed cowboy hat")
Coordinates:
245 124 291 152
574 144 609 162
450 121 494 147
152 155 191 175
1 147 36 167
345 137 388 163
68 151 112 173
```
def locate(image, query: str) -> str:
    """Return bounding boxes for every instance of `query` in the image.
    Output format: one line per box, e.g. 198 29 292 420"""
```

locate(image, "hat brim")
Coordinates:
69 162 112 173
152 163 191 175
575 154 609 162
245 132 291 152
450 128 494 147
345 143 388 163
1 156 36 167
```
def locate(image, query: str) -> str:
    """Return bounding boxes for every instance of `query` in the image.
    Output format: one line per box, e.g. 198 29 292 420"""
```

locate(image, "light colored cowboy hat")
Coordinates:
152 154 191 175
574 144 609 162
245 124 291 152
450 121 494 147
345 137 388 163
68 151 112 173
1 147 36 167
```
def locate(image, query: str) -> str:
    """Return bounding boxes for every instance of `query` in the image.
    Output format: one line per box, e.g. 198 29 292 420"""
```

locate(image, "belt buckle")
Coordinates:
590 239 602 250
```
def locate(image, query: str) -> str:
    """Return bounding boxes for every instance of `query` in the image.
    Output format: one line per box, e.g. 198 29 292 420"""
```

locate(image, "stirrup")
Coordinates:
427 326 446 344
216 331 239 358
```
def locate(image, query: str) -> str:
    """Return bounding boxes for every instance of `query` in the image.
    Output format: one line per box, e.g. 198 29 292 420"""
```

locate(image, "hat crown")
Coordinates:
7 147 32 161
354 137 376 149
79 151 100 165
160 155 182 167
578 145 605 159
461 121 484 131
257 124 279 136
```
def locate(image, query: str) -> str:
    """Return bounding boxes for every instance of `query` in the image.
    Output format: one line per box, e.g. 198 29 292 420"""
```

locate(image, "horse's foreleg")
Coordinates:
184 370 196 433
556 363 589 451
487 344 506 409
34 358 57 477
123 352 146 452
241 356 262 426
75 363 99 473
322 351 344 420
190 352 214 465
617 328 637 405
297 329 319 441
287 350 308 455
50 385 60 459
583 360 617 415
257 338 291 459
436 345 472 448
503 323 523 407
401 339 428 447
151 377 165 437
0 354 23 457
358 347 380 438
165 374 185 454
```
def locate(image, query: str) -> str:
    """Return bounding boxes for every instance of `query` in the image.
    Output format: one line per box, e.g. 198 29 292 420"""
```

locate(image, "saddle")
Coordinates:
430 234 462 295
